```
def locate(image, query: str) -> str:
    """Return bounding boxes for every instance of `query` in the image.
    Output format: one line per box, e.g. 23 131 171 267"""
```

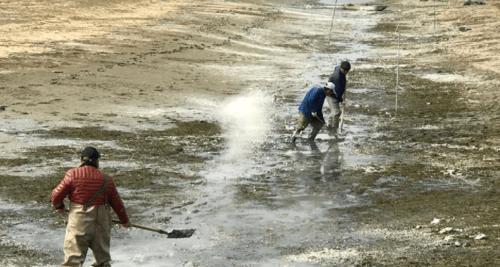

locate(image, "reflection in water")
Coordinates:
308 140 342 181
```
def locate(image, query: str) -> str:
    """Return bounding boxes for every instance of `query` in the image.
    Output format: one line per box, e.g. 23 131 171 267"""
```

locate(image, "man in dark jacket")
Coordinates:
51 146 130 267
291 82 335 143
327 60 351 132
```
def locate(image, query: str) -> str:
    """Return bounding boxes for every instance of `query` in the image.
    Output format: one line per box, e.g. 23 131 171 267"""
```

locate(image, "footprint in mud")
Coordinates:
103 113 118 117
38 98 62 105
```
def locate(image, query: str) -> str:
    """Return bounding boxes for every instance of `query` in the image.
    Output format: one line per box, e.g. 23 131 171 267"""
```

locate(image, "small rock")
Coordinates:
444 235 455 241
0 105 6 111
431 218 441 225
459 26 471 32
439 227 454 234
454 241 461 247
474 233 487 240
415 225 422 229
464 0 485 5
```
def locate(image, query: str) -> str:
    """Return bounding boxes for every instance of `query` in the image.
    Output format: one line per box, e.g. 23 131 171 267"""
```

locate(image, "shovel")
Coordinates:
112 220 195 238
338 104 345 134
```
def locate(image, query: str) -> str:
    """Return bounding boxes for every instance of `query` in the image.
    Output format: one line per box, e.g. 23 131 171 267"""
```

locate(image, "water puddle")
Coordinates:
422 72 478 83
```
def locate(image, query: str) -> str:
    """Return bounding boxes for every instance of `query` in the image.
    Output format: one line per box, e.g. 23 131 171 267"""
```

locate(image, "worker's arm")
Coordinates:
107 178 130 225
51 171 73 211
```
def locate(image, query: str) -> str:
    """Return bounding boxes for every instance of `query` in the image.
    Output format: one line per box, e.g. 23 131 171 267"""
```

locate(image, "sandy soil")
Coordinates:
0 0 285 132
1 0 499 266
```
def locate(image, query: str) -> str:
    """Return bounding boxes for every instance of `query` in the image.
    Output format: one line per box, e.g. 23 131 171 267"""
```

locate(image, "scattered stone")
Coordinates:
459 26 472 32
444 235 455 241
454 241 462 247
439 227 454 234
431 218 441 225
464 0 485 5
415 225 422 229
191 209 200 214
474 233 487 240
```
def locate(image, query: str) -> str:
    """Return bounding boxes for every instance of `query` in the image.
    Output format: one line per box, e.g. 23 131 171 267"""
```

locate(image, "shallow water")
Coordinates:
2 0 499 266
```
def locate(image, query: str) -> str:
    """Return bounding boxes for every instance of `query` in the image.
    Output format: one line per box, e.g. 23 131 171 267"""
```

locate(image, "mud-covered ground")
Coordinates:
1 0 499 266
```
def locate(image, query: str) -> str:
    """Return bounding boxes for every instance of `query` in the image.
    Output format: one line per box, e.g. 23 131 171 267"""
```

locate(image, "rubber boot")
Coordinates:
308 127 321 142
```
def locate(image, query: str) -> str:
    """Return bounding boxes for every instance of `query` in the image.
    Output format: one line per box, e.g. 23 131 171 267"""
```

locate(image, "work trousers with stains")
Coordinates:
327 96 342 132
62 203 112 267
295 112 324 140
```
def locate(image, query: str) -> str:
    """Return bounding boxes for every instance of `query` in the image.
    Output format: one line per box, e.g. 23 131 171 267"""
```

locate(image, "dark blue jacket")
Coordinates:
298 86 326 120
328 65 347 102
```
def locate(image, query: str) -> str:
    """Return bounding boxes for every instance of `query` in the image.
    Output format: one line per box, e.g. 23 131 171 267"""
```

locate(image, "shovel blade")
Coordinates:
167 229 196 238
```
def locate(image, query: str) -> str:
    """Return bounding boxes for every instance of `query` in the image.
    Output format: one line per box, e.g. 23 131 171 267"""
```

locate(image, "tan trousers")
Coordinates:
295 112 324 141
327 96 342 132
62 203 112 267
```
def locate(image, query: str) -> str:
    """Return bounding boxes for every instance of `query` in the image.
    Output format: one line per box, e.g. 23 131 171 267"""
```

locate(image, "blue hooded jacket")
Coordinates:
298 86 326 121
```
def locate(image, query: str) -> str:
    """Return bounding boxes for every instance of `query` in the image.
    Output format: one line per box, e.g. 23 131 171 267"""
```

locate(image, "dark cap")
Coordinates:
340 61 351 71
80 146 100 161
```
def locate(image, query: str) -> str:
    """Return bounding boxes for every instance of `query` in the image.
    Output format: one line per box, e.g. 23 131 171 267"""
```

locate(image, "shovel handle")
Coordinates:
112 219 168 234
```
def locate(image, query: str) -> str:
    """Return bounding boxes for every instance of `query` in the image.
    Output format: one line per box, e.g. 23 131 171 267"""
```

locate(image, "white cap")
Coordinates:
325 82 335 90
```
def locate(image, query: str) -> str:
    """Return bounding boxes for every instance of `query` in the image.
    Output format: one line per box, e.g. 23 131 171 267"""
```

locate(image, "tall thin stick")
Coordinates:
328 0 339 43
395 24 400 116
433 0 437 34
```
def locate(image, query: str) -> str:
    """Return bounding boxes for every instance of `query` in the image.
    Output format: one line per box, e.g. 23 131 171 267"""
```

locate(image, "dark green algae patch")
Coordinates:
0 120 222 205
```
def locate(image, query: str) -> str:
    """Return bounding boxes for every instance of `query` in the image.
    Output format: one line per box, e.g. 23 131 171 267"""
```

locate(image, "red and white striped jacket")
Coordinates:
51 165 129 224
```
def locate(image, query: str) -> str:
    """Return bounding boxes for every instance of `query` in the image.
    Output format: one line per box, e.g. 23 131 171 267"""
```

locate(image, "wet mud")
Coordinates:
1 0 499 266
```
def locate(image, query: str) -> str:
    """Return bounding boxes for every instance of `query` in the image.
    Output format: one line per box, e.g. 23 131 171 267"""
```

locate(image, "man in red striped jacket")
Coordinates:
51 146 130 267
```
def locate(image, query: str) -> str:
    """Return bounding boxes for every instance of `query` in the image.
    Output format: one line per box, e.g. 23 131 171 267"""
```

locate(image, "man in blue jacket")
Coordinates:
327 60 351 132
291 82 335 143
